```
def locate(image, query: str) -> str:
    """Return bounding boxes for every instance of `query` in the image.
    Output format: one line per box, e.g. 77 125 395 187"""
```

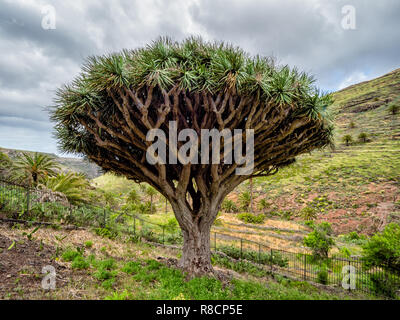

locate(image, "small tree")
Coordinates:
303 222 335 259
388 103 399 115
12 152 60 186
51 37 334 276
145 186 158 214
358 132 368 143
349 121 356 129
342 134 353 146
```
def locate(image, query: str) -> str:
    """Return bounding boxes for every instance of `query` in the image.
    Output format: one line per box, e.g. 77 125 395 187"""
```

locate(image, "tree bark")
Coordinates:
171 199 218 277
178 223 214 277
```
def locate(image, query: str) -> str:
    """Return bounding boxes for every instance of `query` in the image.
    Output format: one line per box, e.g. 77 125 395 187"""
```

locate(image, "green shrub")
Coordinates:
300 207 317 221
303 222 335 259
317 265 328 285
362 223 400 272
237 212 265 224
94 227 118 239
238 191 251 211
61 248 81 262
122 261 142 274
101 278 115 290
222 199 238 213
369 272 398 299
84 241 93 248
96 258 116 270
104 290 132 300
71 256 90 269
93 268 117 281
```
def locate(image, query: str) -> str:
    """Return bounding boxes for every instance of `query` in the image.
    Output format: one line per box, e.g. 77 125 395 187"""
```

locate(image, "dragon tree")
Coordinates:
51 37 334 277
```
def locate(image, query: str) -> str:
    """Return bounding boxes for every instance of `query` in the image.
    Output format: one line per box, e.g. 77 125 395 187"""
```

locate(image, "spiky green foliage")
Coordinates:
51 37 334 160
11 152 60 186
342 134 353 146
40 172 89 204
0 151 12 179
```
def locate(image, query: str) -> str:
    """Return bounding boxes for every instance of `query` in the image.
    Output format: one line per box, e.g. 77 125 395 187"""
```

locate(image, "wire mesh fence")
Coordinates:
0 178 399 298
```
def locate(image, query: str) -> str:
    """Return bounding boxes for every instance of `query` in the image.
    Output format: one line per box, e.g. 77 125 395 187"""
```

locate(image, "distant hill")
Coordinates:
227 68 400 236
0 147 102 179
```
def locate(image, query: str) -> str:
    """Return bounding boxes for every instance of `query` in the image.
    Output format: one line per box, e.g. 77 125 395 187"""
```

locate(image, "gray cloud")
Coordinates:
0 0 399 155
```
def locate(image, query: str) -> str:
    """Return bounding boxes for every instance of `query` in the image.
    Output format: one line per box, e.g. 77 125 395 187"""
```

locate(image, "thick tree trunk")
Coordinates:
171 199 218 278
178 223 213 277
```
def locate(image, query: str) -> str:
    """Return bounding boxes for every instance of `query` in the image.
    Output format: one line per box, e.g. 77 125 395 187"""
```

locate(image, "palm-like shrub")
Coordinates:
358 132 368 143
342 134 353 146
257 198 270 213
12 152 60 186
221 199 238 213
145 186 158 214
239 191 251 211
300 206 317 221
388 103 399 115
0 151 12 180
41 172 89 204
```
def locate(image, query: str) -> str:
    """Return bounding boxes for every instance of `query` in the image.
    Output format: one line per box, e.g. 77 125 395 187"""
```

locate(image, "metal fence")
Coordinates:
0 178 399 298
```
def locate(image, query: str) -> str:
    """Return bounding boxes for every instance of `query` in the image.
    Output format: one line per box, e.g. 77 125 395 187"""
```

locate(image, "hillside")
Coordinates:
225 68 400 236
0 147 102 179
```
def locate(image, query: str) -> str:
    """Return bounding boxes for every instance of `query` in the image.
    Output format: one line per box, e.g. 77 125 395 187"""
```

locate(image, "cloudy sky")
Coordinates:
0 0 399 155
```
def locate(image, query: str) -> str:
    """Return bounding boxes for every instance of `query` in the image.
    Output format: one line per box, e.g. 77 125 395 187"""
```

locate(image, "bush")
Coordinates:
84 241 93 248
221 199 238 213
342 134 353 146
61 248 82 262
94 227 118 239
358 132 368 143
238 212 265 224
362 223 400 272
368 272 398 298
300 207 317 221
94 268 117 281
71 256 90 269
303 222 335 259
122 261 142 274
238 191 251 211
317 265 328 285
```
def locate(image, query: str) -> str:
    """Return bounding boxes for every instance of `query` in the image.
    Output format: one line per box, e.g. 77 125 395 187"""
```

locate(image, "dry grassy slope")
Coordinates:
228 68 400 236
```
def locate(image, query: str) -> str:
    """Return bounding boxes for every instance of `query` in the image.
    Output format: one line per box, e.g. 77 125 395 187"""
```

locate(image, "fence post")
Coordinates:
26 188 30 215
133 217 136 235
270 249 273 271
303 254 307 280
240 239 243 259
162 226 165 244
